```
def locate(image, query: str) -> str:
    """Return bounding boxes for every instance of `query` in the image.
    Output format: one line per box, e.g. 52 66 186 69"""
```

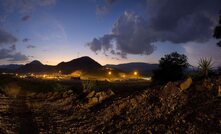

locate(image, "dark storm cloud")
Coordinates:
21 15 31 21
88 11 156 58
0 28 17 46
27 45 36 49
147 0 221 43
8 52 29 61
88 0 221 58
0 45 28 61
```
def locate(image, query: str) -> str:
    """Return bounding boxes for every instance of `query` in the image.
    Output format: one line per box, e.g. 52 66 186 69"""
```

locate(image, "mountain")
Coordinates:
17 60 55 73
0 64 23 70
56 56 103 74
0 64 23 73
105 62 159 74
16 57 103 74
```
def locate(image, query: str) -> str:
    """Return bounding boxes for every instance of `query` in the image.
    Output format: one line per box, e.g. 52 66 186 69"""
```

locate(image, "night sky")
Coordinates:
0 0 221 66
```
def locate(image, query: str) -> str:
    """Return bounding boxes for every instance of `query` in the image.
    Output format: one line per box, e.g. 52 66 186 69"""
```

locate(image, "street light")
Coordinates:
134 71 138 76
108 71 112 75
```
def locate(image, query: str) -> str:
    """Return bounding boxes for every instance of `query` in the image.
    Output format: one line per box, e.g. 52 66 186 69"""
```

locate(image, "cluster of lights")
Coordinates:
14 72 68 80
105 70 151 81
108 71 138 76
11 70 151 81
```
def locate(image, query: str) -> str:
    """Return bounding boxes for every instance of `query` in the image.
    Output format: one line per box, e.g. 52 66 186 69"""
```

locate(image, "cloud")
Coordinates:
88 11 156 58
183 39 221 67
9 52 29 61
106 0 118 4
22 38 30 42
1 0 57 15
27 45 36 49
147 0 221 43
0 45 28 62
0 28 17 46
96 5 109 16
39 0 56 6
88 0 221 58
21 15 31 21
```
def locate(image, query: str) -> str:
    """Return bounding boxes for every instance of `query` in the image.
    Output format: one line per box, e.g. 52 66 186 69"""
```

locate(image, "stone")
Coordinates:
180 77 192 91
87 97 99 107
218 86 221 97
106 89 115 96
130 98 137 108
86 91 95 98
67 90 73 94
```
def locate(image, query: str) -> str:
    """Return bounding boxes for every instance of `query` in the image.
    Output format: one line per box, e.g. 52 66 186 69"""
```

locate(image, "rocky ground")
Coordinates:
0 76 221 134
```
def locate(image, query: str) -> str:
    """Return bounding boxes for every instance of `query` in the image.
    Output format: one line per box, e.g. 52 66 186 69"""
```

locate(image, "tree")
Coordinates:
153 52 189 83
198 57 213 78
217 66 221 75
214 11 221 47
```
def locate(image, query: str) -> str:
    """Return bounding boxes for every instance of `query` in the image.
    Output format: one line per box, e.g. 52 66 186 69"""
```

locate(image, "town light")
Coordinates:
108 71 112 75
134 71 138 76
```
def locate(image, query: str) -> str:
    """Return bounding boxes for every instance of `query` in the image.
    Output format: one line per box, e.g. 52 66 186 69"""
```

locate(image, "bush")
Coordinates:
198 57 213 78
153 52 189 83
82 80 97 93
217 67 221 75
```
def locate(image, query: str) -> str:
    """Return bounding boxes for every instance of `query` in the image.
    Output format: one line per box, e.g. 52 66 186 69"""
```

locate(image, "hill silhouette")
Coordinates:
17 60 54 73
56 56 102 74
16 56 103 75
106 62 159 74
1 58 160 75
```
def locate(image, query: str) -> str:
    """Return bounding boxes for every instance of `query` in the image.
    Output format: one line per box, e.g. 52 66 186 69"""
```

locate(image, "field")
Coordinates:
0 74 151 94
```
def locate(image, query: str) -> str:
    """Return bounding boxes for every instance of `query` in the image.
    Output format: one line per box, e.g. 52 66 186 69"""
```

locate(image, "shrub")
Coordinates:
153 52 189 83
82 80 97 93
198 57 213 78
217 66 221 75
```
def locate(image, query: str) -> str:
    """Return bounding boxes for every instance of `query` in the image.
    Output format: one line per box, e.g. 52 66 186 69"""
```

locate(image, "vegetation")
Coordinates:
153 52 189 83
218 66 221 75
82 80 97 93
198 57 214 78
214 10 221 47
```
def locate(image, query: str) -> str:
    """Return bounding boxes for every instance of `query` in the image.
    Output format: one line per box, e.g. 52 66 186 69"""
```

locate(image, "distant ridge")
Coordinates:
17 60 54 73
105 62 159 74
0 64 23 73
1 57 159 75
0 64 22 70
16 56 103 74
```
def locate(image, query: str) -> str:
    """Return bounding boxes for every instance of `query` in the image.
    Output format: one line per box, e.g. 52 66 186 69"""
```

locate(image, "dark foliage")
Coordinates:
153 52 189 83
214 11 221 47
217 67 221 75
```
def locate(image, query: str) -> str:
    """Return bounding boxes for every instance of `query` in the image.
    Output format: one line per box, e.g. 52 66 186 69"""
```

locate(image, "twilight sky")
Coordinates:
0 0 221 66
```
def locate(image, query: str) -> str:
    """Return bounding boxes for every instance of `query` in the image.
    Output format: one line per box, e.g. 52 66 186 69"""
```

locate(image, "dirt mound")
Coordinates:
0 77 220 133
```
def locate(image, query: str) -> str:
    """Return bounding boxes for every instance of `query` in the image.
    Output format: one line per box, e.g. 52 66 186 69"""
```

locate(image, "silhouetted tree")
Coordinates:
217 66 221 75
214 11 221 47
153 52 189 83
